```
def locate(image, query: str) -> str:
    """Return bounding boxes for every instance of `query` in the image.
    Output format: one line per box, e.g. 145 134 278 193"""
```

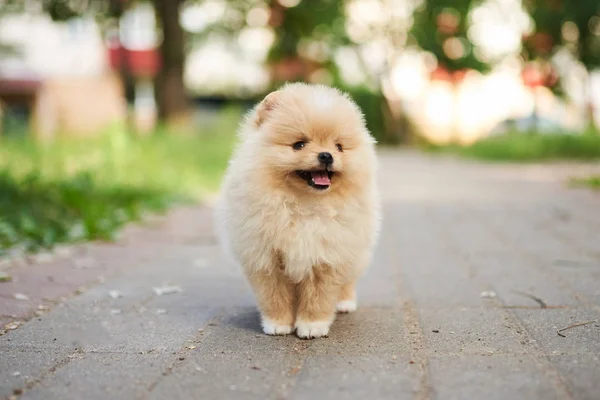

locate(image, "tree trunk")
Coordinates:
118 43 137 132
153 0 189 129
584 71 596 131
108 0 136 133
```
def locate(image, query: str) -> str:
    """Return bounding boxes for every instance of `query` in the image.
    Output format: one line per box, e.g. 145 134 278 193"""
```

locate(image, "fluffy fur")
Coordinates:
215 83 381 339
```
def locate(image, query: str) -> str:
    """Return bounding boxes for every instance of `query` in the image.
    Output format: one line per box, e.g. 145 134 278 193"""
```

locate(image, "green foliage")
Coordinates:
571 175 600 189
217 0 349 87
523 0 600 69
410 0 489 73
44 0 82 20
0 107 240 255
265 0 349 87
428 131 600 162
40 0 125 21
267 0 348 60
0 172 171 254
341 86 389 144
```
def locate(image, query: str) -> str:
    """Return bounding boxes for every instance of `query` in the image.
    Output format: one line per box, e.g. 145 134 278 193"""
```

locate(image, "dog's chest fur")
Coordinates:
263 196 371 281
220 186 375 283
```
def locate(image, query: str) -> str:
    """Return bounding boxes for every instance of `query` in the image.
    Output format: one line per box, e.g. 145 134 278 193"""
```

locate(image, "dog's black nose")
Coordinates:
318 152 334 165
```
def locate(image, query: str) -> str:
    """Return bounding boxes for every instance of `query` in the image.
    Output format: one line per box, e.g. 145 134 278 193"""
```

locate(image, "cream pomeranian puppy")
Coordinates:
216 83 380 339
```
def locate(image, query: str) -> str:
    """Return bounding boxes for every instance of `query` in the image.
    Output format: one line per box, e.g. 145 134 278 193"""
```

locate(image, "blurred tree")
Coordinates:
37 0 139 129
410 0 489 81
152 0 188 126
265 0 349 86
16 0 190 129
522 0 600 126
217 0 349 86
523 0 600 69
216 0 403 143
263 0 404 143
409 0 488 141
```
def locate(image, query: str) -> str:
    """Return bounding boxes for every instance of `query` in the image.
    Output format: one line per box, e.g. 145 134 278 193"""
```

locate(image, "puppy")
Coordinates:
216 83 380 339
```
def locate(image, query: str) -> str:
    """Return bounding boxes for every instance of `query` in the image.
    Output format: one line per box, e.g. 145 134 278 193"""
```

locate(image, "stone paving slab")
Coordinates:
290 355 417 400
428 355 560 400
549 354 600 400
19 353 169 400
1 151 600 400
512 309 600 355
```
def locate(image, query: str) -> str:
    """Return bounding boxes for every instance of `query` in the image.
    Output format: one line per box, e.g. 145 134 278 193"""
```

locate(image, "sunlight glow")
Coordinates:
468 0 531 61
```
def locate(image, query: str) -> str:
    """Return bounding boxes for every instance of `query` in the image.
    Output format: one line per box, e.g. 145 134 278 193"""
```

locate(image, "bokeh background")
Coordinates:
0 0 599 257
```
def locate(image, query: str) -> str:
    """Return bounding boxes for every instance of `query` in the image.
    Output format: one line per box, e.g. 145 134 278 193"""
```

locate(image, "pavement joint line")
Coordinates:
144 314 223 394
489 295 577 400
470 204 600 313
0 345 78 353
0 274 108 337
142 307 312 399
1 235 212 338
387 210 432 400
420 350 591 358
143 310 237 396
8 348 84 400
430 204 577 400
399 297 431 400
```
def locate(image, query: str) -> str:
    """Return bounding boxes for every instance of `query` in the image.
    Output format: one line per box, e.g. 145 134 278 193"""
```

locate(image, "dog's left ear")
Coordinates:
255 91 280 126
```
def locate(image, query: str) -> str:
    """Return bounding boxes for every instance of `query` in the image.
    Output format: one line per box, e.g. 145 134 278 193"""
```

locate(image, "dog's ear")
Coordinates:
255 91 280 126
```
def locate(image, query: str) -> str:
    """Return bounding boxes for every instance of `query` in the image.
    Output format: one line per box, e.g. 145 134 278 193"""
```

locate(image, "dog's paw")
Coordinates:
262 318 294 335
336 299 357 313
295 320 331 339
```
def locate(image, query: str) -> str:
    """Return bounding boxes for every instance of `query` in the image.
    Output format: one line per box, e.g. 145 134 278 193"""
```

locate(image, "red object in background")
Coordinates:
521 63 558 89
522 64 544 88
430 66 469 84
430 66 452 82
451 69 468 84
108 45 161 78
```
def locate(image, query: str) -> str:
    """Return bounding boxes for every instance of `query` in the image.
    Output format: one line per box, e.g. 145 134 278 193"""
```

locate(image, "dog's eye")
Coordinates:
292 141 306 150
336 143 343 152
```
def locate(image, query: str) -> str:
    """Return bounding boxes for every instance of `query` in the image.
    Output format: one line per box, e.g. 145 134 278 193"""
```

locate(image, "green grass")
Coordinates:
425 131 600 162
0 107 240 256
570 175 600 190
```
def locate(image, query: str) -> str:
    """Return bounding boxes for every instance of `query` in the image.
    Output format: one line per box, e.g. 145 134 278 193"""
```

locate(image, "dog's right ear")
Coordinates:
254 91 280 126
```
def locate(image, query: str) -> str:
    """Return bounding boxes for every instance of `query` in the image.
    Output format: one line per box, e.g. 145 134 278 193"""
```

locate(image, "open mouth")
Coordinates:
295 169 334 190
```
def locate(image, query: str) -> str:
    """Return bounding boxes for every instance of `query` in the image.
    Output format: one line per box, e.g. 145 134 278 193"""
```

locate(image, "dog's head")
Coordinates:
249 83 376 195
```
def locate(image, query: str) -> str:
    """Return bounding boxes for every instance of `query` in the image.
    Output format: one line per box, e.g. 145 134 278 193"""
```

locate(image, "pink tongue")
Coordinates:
311 171 331 185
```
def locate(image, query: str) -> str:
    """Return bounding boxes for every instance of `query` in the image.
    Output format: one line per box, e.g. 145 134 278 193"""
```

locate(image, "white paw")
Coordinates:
262 318 293 335
295 320 331 339
336 300 357 313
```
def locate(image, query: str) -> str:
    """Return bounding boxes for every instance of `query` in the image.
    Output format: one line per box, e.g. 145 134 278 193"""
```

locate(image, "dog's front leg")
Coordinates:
295 265 343 339
247 262 296 336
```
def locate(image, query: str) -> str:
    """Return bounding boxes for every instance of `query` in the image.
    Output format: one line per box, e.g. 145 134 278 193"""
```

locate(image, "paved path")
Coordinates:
1 151 599 400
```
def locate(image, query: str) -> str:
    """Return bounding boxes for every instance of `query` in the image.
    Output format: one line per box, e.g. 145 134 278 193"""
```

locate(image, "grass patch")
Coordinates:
570 175 600 190
426 131 600 162
0 107 240 256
